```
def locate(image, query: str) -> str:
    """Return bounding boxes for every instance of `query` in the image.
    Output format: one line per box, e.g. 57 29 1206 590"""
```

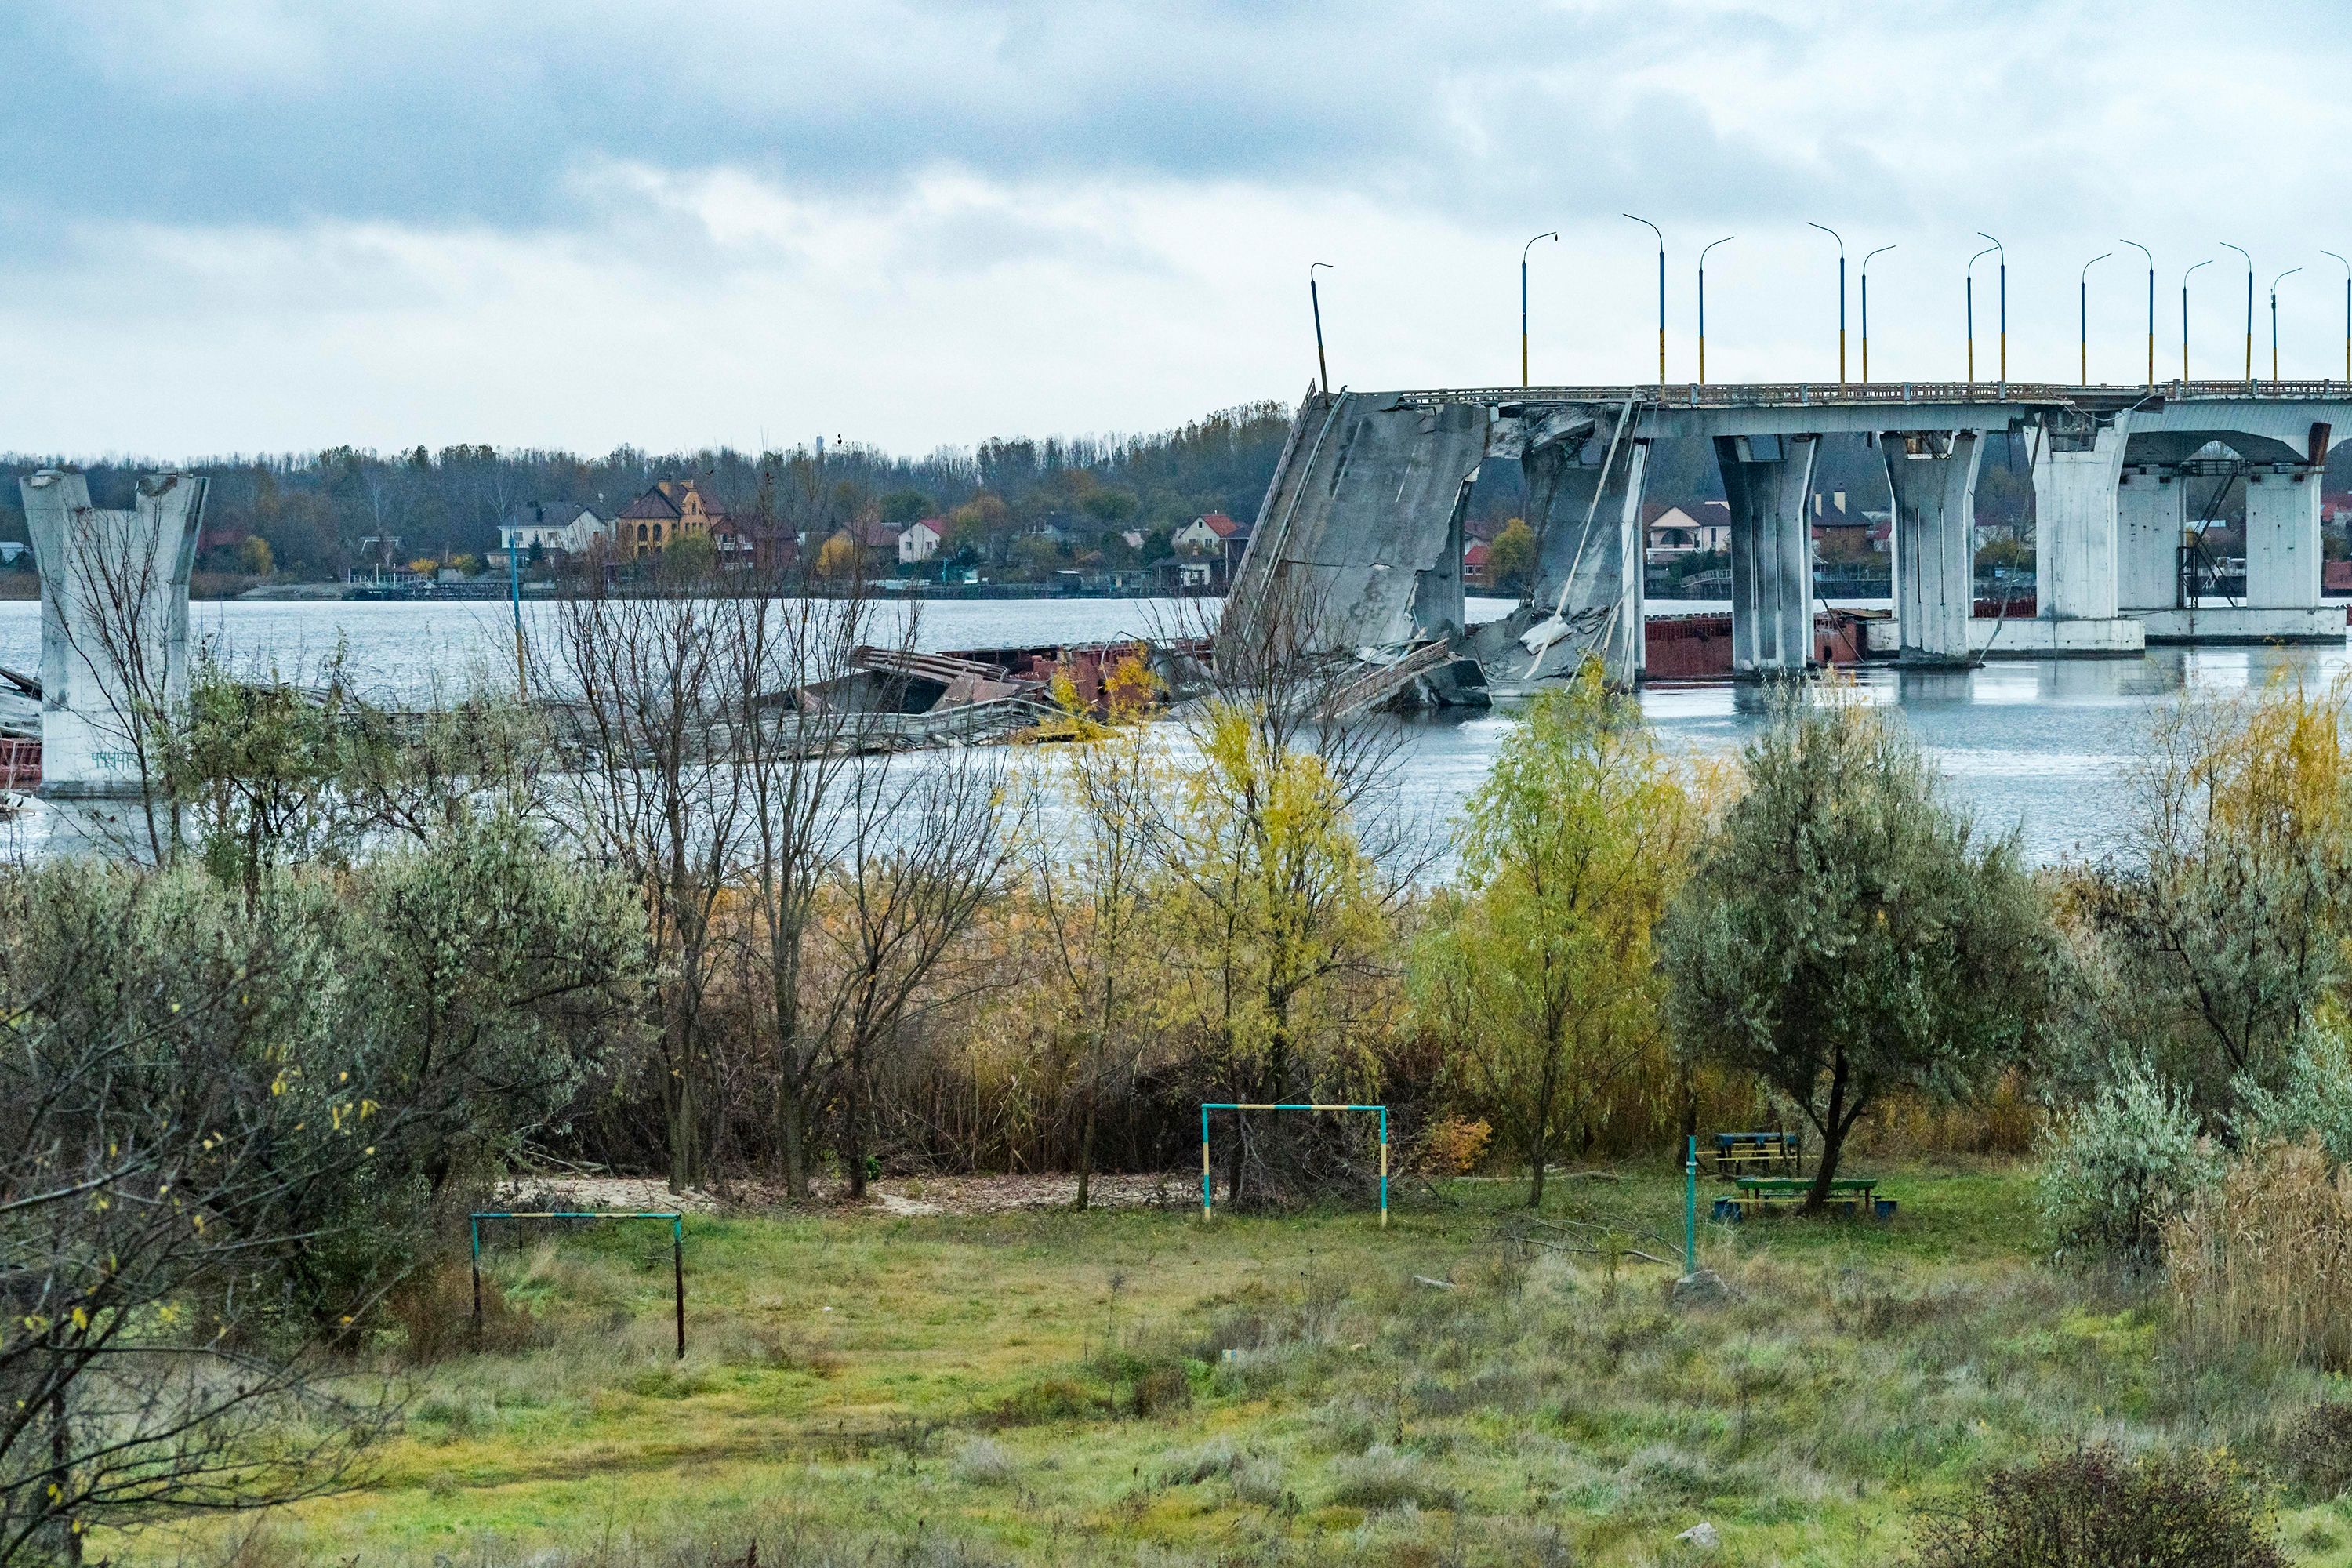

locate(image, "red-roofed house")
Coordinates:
1171 512 1240 553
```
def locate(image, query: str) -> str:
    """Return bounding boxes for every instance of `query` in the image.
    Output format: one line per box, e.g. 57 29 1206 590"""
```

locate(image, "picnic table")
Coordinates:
1711 1131 1800 1180
1713 1174 1897 1222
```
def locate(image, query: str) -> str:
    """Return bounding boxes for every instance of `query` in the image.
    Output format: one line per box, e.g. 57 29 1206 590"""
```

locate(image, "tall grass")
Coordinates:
2165 1136 2352 1370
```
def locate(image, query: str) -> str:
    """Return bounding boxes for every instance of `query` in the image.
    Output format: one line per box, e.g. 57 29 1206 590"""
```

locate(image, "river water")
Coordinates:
4 596 2347 867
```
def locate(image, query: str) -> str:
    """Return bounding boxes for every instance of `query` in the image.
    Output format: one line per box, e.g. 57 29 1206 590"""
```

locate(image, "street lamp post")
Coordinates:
2079 252 2111 385
1966 242 1998 386
2326 252 2352 384
1807 222 1847 384
1520 231 1556 388
2183 259 2212 381
1697 236 1733 385
2270 267 2301 383
2220 242 2253 386
1308 262 1333 394
1625 213 1666 387
2121 240 2154 388
1860 245 1893 382
1977 232 2006 390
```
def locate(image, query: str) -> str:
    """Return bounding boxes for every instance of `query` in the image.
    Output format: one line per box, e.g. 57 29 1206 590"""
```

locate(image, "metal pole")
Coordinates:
509 533 527 699
1683 1135 1697 1271
1967 243 1998 387
1201 1105 1212 1220
1806 223 1844 384
2122 241 2153 388
1861 245 1893 383
673 1217 686 1359
1625 214 1665 387
1521 231 1555 388
1697 236 1732 386
2079 252 2111 385
470 1214 482 1341
2222 242 2252 386
1977 233 2005 391
2270 268 2300 383
2330 253 2352 383
1308 263 1333 394
2183 259 2212 381
1380 1107 1390 1228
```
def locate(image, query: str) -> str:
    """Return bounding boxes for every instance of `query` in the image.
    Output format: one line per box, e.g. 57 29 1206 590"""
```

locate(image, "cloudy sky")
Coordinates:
5 0 2347 460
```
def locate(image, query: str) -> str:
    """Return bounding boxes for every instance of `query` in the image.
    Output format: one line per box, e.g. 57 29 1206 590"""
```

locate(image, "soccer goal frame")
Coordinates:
1199 1102 1389 1226
470 1209 687 1357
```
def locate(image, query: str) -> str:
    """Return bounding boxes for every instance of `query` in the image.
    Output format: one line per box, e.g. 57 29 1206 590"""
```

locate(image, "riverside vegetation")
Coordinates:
14 550 2352 1565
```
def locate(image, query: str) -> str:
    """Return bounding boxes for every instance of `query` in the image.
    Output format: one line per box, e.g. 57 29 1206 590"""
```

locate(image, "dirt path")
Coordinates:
495 1170 1187 1218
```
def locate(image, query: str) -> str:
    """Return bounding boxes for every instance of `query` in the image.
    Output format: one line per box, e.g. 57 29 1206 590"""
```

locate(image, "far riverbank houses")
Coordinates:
617 479 728 561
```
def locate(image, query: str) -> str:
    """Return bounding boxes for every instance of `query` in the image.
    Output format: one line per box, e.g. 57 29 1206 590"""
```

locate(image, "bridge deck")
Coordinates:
1395 379 2352 411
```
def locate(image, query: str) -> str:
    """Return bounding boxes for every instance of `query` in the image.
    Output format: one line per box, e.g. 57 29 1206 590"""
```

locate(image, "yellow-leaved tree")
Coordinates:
1411 662 1700 1206
1153 699 1394 1206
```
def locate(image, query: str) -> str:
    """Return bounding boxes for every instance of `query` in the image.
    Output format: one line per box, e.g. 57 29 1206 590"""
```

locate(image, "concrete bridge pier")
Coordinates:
1523 434 1648 683
1716 434 1819 675
2241 464 2332 633
2021 416 2145 655
18 467 208 797
2116 465 2187 614
1878 430 1982 663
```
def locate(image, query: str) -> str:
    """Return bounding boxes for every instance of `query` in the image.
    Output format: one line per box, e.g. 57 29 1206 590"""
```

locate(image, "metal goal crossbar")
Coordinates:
1199 1102 1389 1226
470 1210 686 1357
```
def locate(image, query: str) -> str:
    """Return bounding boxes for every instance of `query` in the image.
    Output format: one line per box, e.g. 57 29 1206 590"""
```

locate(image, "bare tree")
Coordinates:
717 571 901 1201
812 741 1019 1200
547 554 750 1190
1027 717 1161 1209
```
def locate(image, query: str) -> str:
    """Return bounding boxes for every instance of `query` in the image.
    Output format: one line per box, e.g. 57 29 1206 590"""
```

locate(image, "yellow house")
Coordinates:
617 480 727 560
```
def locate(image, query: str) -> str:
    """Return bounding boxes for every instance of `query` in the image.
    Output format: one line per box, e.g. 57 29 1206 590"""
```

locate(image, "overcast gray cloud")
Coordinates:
5 0 2350 457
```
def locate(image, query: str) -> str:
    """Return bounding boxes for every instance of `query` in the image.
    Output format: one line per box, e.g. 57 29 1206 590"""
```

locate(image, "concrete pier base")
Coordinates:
2136 606 2346 644
1717 434 1819 675
1881 430 1982 663
18 468 208 797
1969 615 2145 657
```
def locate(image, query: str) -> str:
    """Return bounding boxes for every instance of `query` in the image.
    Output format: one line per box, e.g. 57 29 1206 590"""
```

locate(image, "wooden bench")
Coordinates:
1711 1131 1800 1181
1712 1175 1896 1222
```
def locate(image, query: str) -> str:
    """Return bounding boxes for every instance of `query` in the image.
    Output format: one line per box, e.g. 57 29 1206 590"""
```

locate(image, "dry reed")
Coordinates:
2164 1135 2352 1370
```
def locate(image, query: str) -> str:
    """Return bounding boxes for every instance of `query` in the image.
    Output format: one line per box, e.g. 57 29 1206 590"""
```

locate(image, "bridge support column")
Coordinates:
1880 430 1980 663
1716 434 1819 676
2117 465 2186 612
18 468 208 797
1515 433 1647 685
2136 461 2340 642
2245 464 2323 608
2014 416 2144 656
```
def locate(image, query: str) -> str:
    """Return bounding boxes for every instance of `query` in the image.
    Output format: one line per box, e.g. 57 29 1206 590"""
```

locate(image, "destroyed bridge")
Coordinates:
1220 379 2352 694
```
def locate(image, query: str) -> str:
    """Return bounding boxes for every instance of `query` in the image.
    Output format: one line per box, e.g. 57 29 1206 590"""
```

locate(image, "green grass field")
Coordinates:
142 1163 2352 1567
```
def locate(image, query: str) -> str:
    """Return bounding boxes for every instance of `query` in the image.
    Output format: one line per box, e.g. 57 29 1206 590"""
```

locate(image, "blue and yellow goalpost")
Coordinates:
1200 1102 1389 1226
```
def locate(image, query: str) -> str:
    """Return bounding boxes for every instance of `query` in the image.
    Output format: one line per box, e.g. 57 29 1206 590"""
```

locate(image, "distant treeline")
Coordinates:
0 403 1301 579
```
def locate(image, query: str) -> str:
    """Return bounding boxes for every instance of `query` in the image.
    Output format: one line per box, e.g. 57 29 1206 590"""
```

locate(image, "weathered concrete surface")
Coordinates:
2116 465 2187 612
1880 430 1982 663
2030 412 2132 622
1224 389 1484 655
2245 463 2323 609
18 469 207 797
1719 434 1819 675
